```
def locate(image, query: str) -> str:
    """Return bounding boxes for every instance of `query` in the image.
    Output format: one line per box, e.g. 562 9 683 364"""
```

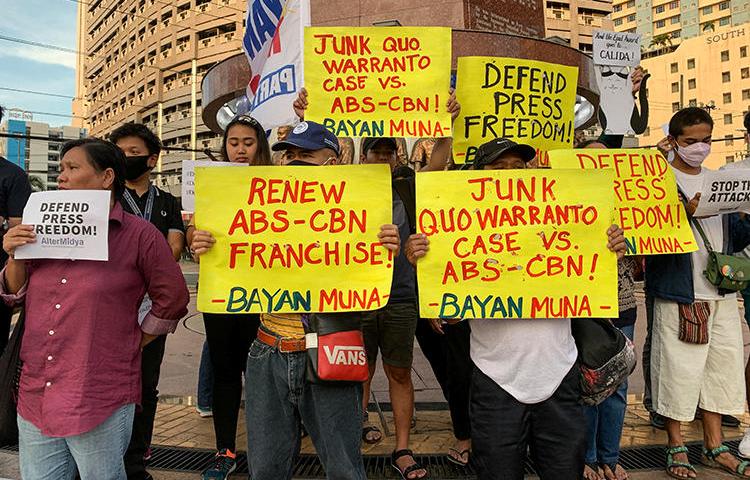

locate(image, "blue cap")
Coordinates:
271 121 340 155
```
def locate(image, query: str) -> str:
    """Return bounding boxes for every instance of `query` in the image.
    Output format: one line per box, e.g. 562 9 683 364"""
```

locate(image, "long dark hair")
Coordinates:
221 114 272 165
60 138 126 200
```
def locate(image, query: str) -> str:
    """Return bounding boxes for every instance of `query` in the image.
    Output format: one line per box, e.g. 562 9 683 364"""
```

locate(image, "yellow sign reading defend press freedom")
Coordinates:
416 169 618 319
548 149 697 255
304 27 452 138
195 165 394 314
453 57 578 166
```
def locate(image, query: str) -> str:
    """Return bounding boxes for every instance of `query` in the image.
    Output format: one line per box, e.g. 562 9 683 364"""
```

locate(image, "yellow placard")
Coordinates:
195 165 394 314
304 27 452 138
417 169 618 319
549 149 698 255
453 57 578 166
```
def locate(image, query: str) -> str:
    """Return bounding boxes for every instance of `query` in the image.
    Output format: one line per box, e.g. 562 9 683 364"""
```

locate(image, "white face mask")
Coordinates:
675 142 711 167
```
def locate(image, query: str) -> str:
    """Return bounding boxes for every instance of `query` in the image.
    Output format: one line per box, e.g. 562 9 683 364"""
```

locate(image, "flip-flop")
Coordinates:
362 424 382 444
446 447 470 467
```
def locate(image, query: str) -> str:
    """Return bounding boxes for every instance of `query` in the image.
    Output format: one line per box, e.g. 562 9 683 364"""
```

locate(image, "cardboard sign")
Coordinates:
181 160 243 212
593 30 641 67
303 27 452 138
453 57 578 165
549 149 697 255
195 165 394 314
16 190 111 261
416 169 618 319
693 169 750 217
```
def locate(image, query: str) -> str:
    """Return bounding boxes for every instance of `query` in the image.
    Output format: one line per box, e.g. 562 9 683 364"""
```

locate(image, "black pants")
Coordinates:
0 302 12 355
414 319 471 440
203 312 260 452
642 295 655 412
125 334 167 480
470 364 585 480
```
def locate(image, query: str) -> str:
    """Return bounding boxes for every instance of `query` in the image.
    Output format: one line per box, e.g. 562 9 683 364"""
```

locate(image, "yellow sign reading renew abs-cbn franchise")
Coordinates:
195 165 394 314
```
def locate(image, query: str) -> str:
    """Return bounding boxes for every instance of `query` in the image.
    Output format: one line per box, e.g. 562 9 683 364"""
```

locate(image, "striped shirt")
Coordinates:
261 312 305 339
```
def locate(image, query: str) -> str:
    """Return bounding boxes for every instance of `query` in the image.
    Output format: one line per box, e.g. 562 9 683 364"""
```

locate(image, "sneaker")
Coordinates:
650 411 666 430
740 429 750 459
196 405 213 418
202 449 237 480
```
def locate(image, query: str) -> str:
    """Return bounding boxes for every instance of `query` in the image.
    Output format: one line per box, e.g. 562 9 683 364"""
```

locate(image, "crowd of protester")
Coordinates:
2 75 750 480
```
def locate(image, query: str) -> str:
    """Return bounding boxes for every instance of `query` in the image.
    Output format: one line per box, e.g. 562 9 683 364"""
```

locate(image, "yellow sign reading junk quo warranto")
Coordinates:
195 165 394 314
304 27 452 138
416 169 618 319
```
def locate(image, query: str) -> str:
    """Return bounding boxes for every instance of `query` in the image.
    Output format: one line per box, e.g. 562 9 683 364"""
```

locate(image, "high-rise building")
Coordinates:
73 0 247 194
0 113 87 190
612 0 749 48
638 24 749 169
543 0 614 52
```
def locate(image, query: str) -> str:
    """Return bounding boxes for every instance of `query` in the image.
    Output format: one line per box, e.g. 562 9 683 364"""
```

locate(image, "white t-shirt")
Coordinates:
470 318 577 404
672 166 724 301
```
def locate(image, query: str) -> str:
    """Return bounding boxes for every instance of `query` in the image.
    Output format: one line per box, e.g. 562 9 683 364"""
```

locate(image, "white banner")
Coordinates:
693 169 750 217
181 160 243 212
242 0 309 130
15 190 111 261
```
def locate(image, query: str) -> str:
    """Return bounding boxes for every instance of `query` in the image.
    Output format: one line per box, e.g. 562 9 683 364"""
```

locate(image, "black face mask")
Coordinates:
125 155 152 180
286 159 317 167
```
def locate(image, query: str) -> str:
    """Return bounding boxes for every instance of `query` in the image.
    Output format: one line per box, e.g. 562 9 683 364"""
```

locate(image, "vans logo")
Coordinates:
322 345 367 366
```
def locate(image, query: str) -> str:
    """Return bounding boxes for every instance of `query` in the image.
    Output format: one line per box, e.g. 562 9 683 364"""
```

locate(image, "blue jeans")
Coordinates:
244 339 365 480
18 403 135 480
197 339 213 409
584 324 634 465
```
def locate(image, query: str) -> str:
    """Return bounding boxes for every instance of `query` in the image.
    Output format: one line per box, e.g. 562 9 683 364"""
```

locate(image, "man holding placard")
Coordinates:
405 137 627 480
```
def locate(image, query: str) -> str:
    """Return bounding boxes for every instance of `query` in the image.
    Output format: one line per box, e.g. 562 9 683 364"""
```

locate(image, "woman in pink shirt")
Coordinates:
1 138 189 480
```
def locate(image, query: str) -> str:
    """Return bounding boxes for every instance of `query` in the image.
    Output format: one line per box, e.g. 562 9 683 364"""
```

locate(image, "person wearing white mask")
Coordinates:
646 107 750 479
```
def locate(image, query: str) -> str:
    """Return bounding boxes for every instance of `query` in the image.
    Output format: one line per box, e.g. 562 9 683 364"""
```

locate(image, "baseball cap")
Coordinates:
361 137 398 154
473 138 536 169
271 121 340 156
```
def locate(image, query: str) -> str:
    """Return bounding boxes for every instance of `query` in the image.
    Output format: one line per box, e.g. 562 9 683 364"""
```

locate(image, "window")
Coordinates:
719 17 730 26
671 30 681 38
671 15 681 23
669 0 679 8
721 50 729 61
702 5 712 14
724 114 733 124
723 92 732 103
671 82 680 92
656 19 666 27
725 135 734 146
741 46 748 58
655 4 665 13
627 13 636 21
743 68 750 79
688 78 696 89
727 156 736 163
743 89 750 100
671 62 679 73
627 0 635 7
687 58 695 69
719 1 729 9
688 98 697 107
614 4 622 11
722 71 731 82
614 18 623 25
672 102 681 112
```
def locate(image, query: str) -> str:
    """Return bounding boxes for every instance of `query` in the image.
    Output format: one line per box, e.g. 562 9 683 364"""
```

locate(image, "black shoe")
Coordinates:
650 412 666 430
723 414 741 428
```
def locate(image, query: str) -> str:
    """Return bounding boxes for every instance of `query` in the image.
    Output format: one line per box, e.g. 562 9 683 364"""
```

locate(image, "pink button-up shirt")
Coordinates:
1 203 189 437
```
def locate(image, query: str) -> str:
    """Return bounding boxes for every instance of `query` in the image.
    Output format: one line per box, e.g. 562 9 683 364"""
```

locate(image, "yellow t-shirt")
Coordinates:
261 313 305 340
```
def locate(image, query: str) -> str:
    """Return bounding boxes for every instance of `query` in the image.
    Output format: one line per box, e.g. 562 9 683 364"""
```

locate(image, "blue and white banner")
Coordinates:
242 0 309 130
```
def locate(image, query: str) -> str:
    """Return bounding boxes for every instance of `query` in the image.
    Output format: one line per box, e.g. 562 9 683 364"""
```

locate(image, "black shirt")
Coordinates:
0 156 32 264
120 186 185 239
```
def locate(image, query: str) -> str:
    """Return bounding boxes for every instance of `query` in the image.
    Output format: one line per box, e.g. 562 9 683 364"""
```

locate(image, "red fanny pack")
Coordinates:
304 313 369 384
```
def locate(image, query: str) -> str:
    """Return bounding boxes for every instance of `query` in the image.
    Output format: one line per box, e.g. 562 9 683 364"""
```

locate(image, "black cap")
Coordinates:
473 138 536 169
272 121 340 155
361 137 398 155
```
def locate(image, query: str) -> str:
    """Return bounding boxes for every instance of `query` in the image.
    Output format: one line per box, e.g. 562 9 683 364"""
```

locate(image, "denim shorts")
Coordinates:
361 302 418 368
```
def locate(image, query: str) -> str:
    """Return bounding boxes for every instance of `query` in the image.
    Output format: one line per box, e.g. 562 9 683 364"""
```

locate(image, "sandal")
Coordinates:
666 446 696 479
392 449 429 480
601 462 628 480
446 447 470 467
362 410 382 444
583 463 602 480
702 444 750 477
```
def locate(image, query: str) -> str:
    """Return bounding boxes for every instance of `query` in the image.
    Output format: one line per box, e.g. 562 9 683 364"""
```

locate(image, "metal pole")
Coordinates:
191 59 197 163
157 102 163 185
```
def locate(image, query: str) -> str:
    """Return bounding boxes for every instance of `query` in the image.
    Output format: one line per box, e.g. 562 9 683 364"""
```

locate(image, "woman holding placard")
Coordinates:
187 114 272 480
1 138 189 480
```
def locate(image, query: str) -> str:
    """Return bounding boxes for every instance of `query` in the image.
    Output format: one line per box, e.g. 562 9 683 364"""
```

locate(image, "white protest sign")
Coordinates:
693 169 750 217
181 161 243 212
15 190 111 261
242 0 310 130
593 30 641 67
